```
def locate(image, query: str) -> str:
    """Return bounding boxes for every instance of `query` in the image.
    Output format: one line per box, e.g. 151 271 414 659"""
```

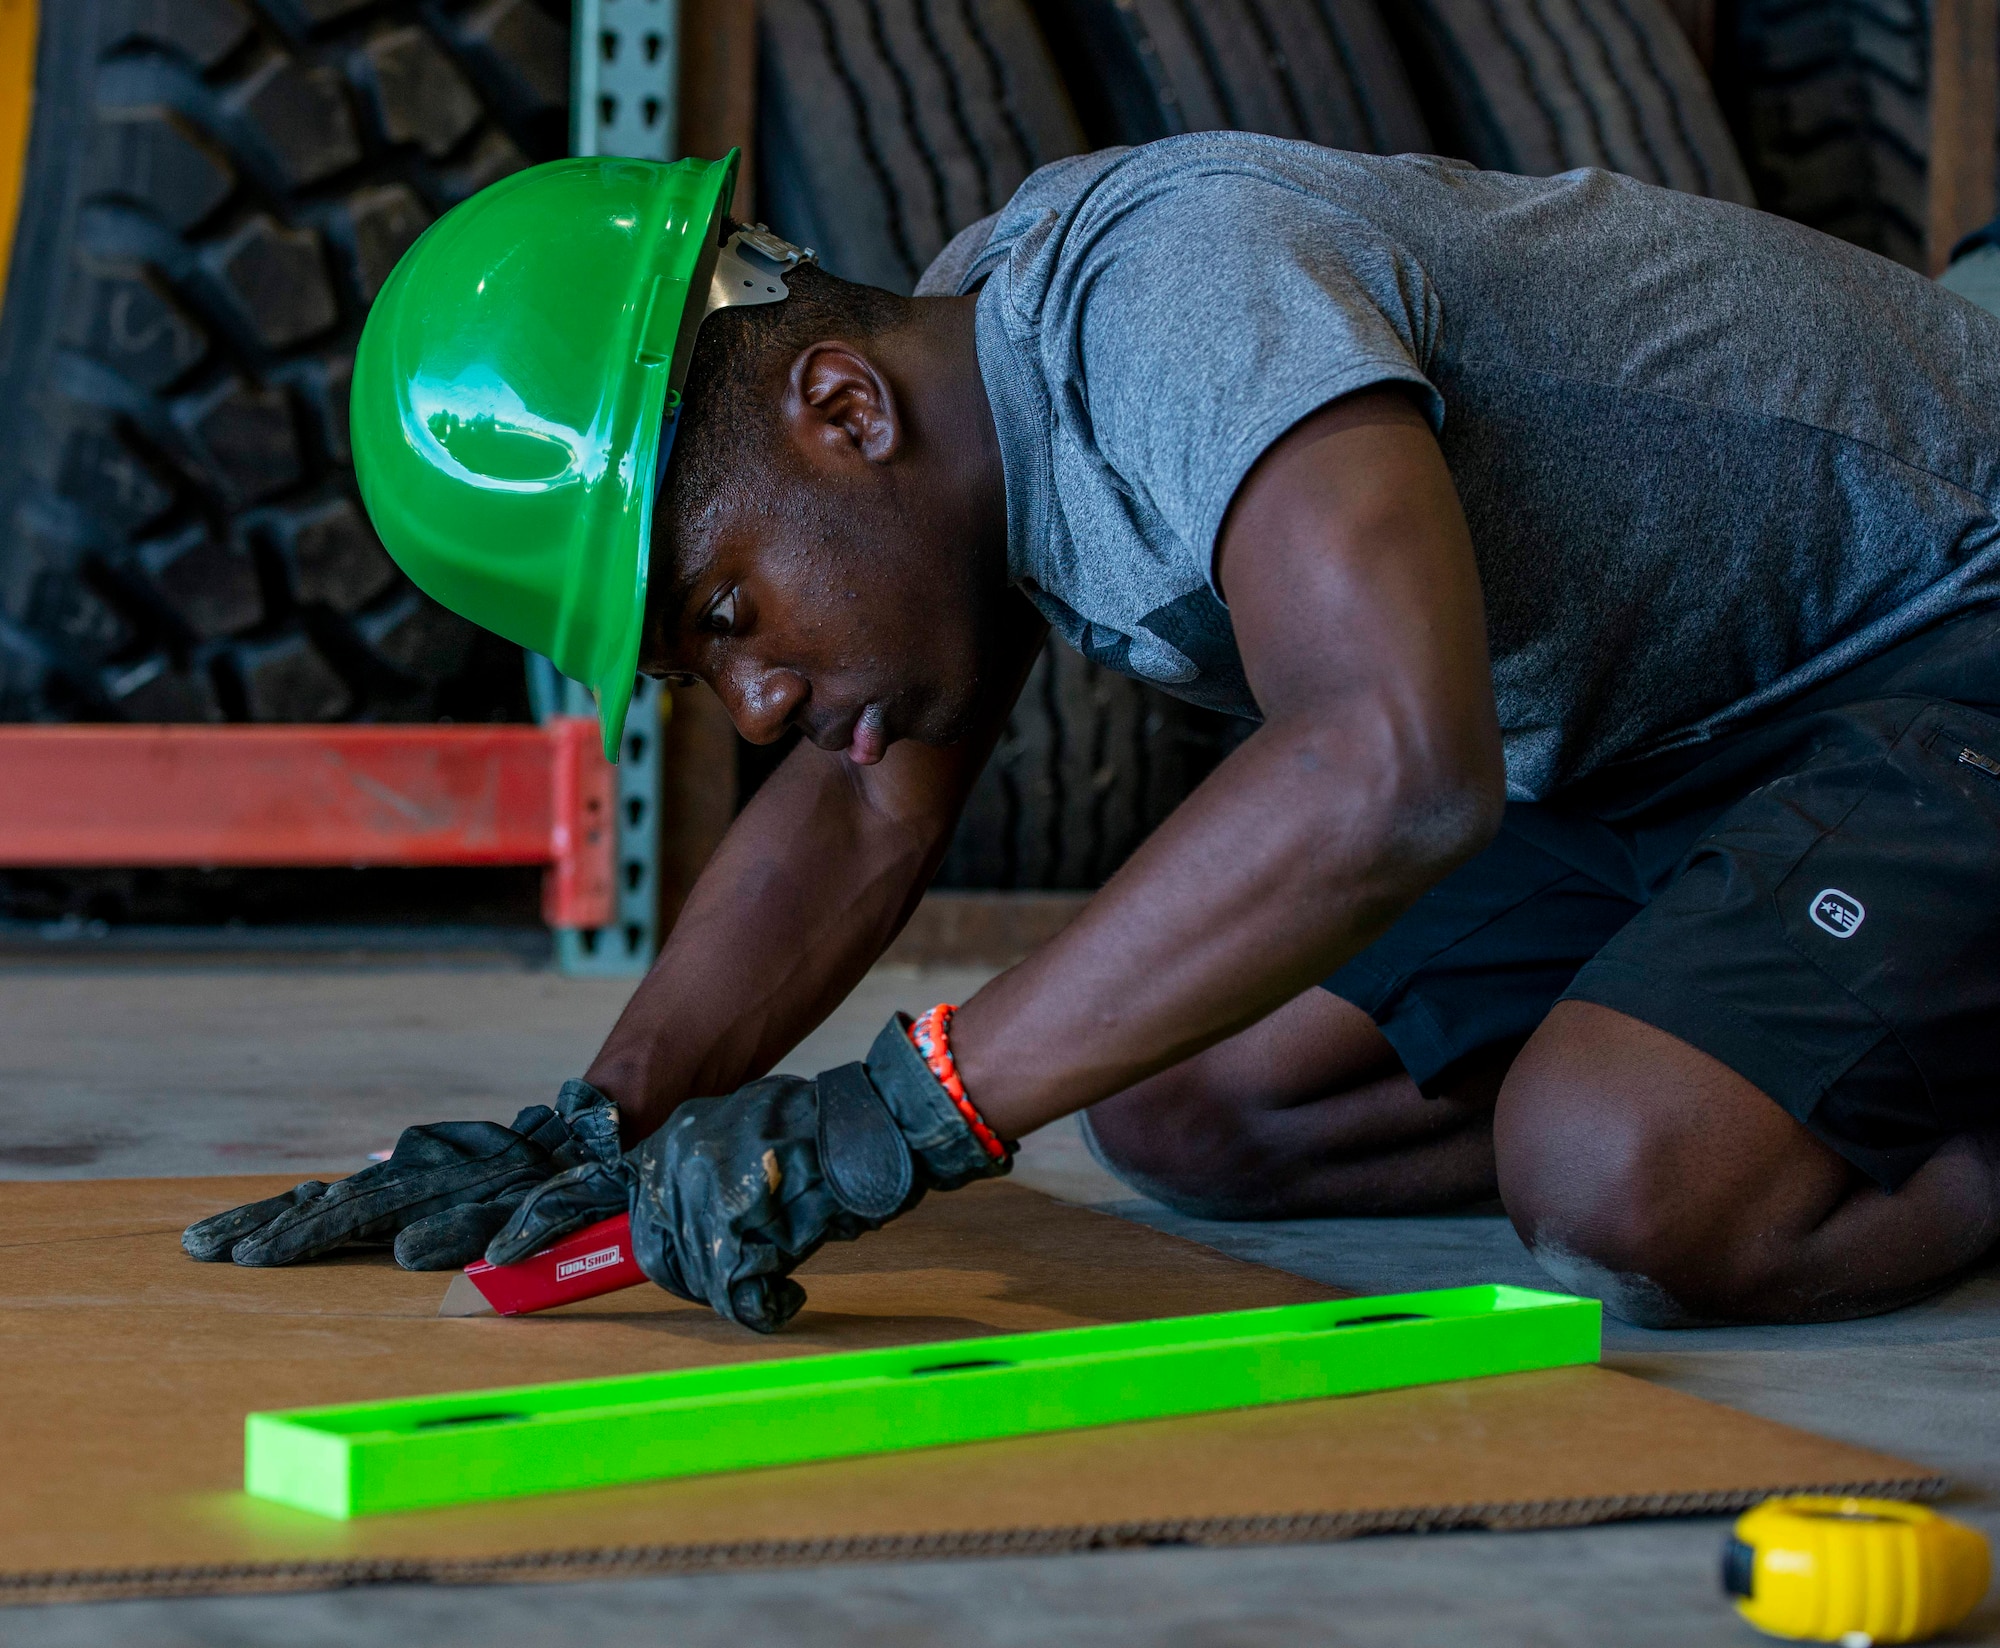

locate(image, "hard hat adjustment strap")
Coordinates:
649 224 813 509
706 223 815 316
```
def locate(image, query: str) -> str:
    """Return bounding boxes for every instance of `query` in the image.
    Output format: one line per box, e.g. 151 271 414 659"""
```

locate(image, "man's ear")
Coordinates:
785 341 901 469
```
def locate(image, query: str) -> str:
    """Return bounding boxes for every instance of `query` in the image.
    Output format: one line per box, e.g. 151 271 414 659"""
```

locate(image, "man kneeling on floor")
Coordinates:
184 135 2000 1330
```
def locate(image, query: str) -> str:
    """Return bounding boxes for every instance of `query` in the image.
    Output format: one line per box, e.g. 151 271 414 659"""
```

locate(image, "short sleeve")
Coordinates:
1062 168 1443 586
915 213 999 297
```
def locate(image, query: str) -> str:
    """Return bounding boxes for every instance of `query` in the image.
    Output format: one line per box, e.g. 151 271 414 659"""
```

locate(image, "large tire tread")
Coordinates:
1717 0 1929 269
758 0 1084 292
1030 0 1432 156
0 0 568 725
934 640 1246 891
1383 0 1754 202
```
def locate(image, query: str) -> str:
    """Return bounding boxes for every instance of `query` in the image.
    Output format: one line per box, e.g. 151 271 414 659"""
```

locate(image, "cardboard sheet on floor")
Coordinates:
0 1176 1942 1603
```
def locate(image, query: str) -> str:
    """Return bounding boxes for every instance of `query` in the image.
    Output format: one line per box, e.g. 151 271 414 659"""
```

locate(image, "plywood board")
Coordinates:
0 1177 1941 1604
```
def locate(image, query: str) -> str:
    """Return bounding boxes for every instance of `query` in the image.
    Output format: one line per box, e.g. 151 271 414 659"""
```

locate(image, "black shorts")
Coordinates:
1324 604 2000 1190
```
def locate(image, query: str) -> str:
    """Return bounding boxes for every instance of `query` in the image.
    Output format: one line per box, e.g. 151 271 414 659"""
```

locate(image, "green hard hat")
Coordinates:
350 150 810 761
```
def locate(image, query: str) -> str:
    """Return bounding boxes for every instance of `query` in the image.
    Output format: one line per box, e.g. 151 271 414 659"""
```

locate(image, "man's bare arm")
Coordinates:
951 389 1506 1137
587 602 1048 1140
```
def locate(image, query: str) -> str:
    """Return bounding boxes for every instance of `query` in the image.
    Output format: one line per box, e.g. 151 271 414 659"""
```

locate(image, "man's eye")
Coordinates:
702 591 737 635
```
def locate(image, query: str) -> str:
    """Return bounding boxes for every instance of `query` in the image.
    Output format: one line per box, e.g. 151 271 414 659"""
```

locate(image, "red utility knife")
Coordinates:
437 1212 647 1317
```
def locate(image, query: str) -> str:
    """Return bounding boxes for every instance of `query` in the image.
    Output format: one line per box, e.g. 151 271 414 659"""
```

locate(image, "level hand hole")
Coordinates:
907 1359 1014 1375
415 1411 528 1428
1329 1313 1429 1328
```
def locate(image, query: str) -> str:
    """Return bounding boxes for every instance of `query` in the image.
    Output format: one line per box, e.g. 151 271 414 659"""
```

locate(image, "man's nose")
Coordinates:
720 664 808 744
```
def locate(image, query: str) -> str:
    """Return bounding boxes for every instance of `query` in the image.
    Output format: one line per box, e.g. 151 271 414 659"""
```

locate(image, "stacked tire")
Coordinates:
1717 0 1931 270
0 0 571 728
1383 0 1752 203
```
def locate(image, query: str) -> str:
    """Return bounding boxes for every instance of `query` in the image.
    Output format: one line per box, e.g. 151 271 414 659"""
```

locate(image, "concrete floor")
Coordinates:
3 959 1996 1645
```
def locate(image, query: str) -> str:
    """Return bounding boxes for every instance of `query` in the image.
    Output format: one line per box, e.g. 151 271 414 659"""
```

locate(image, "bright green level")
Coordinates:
246 1284 1600 1518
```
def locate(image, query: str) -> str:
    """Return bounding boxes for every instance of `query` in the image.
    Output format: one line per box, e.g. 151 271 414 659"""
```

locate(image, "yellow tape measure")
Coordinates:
1724 1497 1990 1644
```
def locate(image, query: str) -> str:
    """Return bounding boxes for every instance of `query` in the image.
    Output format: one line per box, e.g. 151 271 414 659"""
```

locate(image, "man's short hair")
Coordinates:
657 228 910 572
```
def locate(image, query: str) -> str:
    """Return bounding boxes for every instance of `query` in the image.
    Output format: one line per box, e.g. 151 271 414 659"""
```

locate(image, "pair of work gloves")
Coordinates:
182 1016 1012 1332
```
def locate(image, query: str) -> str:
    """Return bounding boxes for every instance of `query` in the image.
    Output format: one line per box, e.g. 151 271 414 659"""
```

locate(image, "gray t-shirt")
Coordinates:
915 134 2000 800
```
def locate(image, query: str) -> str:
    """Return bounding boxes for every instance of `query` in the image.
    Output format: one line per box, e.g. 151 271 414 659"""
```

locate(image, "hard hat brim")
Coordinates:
584 400 660 764
587 393 679 763
585 158 738 763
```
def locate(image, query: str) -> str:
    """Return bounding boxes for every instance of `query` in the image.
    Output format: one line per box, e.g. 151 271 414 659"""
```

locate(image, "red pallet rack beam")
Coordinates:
0 719 616 929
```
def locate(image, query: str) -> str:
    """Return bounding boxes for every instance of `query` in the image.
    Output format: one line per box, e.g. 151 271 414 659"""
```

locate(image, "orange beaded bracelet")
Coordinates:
908 1003 1009 1162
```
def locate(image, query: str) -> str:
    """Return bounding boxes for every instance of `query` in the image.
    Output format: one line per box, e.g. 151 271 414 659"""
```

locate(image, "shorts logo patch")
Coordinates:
1809 888 1866 938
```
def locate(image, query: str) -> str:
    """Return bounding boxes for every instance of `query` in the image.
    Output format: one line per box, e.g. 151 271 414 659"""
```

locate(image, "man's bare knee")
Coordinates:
1077 991 1404 1219
1086 1070 1503 1222
1517 1222 1723 1329
1495 1003 1879 1327
1496 1016 1756 1326
1498 1102 1724 1327
1081 1095 1276 1219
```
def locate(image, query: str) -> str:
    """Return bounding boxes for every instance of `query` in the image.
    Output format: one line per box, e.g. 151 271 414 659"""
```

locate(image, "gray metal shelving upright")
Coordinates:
532 0 683 978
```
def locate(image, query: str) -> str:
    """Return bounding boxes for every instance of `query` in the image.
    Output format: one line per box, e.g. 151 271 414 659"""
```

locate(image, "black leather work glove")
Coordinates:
486 1014 1012 1332
181 1080 623 1270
